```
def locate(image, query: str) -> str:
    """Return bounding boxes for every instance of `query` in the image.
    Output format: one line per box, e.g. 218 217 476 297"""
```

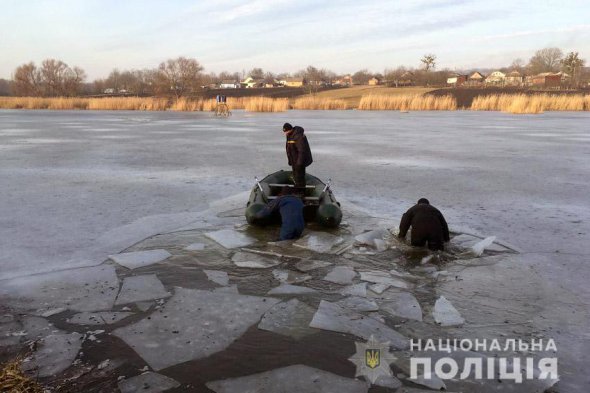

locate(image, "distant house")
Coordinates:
368 77 381 86
466 72 485 86
333 75 353 86
103 88 115 94
241 77 265 88
530 72 567 88
397 71 415 86
280 77 305 87
505 71 523 87
485 71 506 86
447 73 467 87
220 80 240 89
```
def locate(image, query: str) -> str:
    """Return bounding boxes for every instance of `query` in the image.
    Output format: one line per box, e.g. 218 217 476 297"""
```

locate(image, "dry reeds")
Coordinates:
0 357 44 393
292 97 348 110
358 94 457 111
87 97 168 110
471 94 590 114
243 97 289 112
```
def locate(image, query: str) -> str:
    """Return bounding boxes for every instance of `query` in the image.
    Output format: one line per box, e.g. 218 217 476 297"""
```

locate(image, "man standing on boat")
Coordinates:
253 186 305 241
398 198 450 251
283 123 313 191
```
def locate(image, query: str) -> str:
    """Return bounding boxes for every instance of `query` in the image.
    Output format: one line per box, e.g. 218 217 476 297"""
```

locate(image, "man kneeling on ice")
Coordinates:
398 198 450 251
254 186 305 240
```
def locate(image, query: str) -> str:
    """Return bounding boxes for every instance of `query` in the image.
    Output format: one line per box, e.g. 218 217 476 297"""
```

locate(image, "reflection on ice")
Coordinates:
206 364 368 393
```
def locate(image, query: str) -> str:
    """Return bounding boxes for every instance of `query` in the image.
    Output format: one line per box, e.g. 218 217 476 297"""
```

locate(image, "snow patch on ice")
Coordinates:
109 249 172 269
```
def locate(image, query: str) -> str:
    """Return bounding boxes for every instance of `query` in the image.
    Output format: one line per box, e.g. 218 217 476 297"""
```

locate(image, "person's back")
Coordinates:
398 198 449 251
253 187 305 240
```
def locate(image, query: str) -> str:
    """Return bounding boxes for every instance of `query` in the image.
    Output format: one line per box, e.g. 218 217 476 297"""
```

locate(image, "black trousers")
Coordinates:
292 165 306 189
411 236 444 251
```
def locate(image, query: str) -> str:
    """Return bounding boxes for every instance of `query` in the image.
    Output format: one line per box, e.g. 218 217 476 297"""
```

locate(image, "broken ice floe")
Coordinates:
205 229 256 249
432 296 465 326
323 266 356 284
267 284 318 295
118 372 180 393
206 364 368 393
340 283 367 297
452 234 507 254
378 292 423 321
203 270 230 286
335 296 378 312
354 228 390 251
360 271 411 289
113 287 280 370
272 269 312 284
369 283 390 294
231 251 280 268
136 302 153 312
294 259 332 272
68 312 134 326
309 301 408 349
185 242 206 251
109 249 172 269
22 333 83 377
374 374 402 389
115 274 171 305
258 299 317 339
471 236 497 256
293 232 344 253
0 265 119 313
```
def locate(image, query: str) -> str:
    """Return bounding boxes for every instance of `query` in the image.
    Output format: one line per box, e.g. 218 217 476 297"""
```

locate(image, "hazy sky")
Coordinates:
1 0 589 80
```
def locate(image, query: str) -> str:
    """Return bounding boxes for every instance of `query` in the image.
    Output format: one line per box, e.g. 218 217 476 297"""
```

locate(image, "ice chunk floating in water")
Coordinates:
206 364 368 393
204 270 230 286
68 312 133 325
471 236 497 256
295 259 332 272
309 300 408 349
433 296 465 326
185 242 206 251
113 287 280 370
109 249 171 269
378 292 422 321
22 333 83 377
267 284 317 295
118 372 180 393
231 251 280 268
115 274 171 305
258 299 317 339
205 229 256 249
323 266 356 284
293 232 344 253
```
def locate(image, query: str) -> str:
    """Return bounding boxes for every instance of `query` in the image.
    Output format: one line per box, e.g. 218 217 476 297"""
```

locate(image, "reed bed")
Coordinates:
87 97 168 110
243 97 289 112
471 93 590 114
292 97 348 110
358 94 457 111
0 357 44 393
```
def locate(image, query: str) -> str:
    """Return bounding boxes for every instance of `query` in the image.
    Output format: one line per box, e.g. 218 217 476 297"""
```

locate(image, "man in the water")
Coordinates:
254 186 305 240
398 198 450 251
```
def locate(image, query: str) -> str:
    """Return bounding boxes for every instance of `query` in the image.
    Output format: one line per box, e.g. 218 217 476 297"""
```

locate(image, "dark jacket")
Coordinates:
286 126 313 167
254 195 305 240
399 203 450 243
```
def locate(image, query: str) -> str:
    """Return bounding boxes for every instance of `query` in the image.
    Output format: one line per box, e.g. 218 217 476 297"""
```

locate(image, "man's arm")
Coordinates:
438 210 450 242
254 198 281 219
398 209 413 238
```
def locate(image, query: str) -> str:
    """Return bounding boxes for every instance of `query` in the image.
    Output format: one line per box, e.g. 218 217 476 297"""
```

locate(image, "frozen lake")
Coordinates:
0 109 589 391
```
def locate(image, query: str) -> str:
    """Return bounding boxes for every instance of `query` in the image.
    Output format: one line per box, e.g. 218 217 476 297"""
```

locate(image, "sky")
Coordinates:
1 0 589 80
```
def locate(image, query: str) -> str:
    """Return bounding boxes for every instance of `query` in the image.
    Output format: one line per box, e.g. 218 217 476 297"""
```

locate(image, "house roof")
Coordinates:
284 77 304 82
220 80 237 84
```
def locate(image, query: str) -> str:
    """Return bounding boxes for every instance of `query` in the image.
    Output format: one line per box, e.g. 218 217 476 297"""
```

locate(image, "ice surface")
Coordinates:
323 266 356 284
378 292 423 321
22 333 83 377
113 287 280 370
360 271 412 289
115 275 171 305
471 236 497 256
369 283 390 294
374 374 402 389
293 232 344 253
118 372 180 393
0 265 119 313
335 296 378 312
68 312 134 325
185 242 206 251
340 283 367 297
136 302 153 312
109 249 172 269
309 301 408 349
258 299 317 339
231 251 280 268
206 364 368 393
432 296 465 326
294 259 332 272
203 270 230 286
205 229 257 249
410 373 447 390
267 284 318 295
272 269 312 284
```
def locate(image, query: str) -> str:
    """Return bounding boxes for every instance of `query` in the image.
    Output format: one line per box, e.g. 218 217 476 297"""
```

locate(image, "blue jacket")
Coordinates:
254 195 305 240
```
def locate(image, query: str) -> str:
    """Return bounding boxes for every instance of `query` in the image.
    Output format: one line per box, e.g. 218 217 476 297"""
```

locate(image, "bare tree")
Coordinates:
510 58 525 73
352 69 372 85
248 68 264 79
421 54 437 71
527 47 563 74
157 57 204 98
12 62 42 96
40 59 69 96
62 66 86 96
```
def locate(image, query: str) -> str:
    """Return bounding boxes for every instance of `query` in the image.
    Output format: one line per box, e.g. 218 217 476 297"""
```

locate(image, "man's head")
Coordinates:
417 198 430 205
283 123 293 134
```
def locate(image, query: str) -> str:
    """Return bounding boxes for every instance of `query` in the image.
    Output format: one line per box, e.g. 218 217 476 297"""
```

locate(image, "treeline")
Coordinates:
0 47 586 98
